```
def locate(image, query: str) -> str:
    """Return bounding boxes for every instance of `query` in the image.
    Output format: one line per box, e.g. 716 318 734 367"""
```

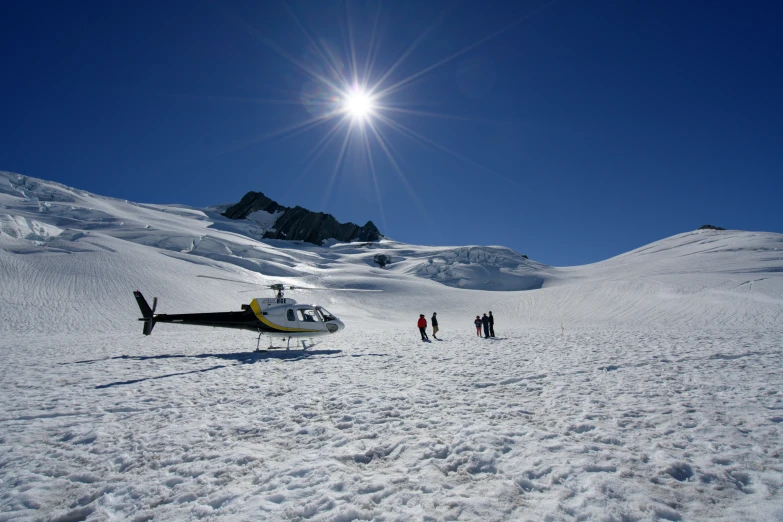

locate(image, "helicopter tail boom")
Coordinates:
133 290 157 335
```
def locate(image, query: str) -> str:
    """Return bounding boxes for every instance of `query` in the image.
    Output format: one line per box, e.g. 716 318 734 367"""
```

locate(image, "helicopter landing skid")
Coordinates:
254 332 314 352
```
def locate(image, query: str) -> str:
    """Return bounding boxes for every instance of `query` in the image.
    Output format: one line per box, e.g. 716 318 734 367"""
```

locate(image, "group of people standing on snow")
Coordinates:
417 313 438 341
416 311 495 341
474 312 495 338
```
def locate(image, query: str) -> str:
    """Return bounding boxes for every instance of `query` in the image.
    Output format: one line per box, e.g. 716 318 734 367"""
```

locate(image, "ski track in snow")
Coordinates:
1 328 782 521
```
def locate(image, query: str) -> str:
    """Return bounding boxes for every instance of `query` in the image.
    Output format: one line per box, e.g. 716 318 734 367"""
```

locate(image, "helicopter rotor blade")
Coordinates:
199 275 382 293
238 287 382 293
283 287 382 292
318 288 382 292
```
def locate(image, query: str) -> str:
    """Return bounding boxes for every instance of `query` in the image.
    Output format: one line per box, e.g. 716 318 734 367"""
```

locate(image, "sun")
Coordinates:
240 1 544 233
343 87 374 122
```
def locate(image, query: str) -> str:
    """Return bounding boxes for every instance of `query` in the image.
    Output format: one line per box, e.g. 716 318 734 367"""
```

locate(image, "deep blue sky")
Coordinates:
2 0 781 266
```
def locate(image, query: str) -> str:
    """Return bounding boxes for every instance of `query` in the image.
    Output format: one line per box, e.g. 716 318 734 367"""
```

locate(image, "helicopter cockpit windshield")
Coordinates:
316 306 336 322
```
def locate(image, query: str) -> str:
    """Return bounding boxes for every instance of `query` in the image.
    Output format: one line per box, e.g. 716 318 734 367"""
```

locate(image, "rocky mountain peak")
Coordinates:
222 190 382 245
221 191 283 219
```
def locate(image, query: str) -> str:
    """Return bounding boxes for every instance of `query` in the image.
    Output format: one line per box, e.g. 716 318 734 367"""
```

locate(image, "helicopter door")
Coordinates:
297 308 324 331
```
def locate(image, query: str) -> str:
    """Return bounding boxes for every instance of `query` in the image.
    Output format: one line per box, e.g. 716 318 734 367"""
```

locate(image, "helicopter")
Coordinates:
133 280 370 351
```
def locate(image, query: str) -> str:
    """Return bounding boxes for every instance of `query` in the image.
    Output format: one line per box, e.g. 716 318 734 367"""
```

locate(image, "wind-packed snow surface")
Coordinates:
1 171 782 521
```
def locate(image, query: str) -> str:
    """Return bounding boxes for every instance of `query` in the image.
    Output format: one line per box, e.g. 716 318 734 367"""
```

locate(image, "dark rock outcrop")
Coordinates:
373 254 391 268
222 191 382 245
699 224 725 231
222 191 284 219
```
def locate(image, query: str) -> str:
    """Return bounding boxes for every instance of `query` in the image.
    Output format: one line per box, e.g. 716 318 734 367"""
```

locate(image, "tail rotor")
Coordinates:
133 291 158 335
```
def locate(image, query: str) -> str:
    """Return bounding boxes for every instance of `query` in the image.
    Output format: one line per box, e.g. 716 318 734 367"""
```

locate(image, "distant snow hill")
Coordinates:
1 170 782 334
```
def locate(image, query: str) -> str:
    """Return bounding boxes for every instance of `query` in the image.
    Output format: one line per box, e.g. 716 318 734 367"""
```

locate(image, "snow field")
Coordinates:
1 326 781 521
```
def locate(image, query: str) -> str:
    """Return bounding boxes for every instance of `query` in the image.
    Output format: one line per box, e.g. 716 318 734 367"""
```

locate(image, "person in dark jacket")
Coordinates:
481 313 490 338
417 314 429 341
474 316 482 337
431 313 439 340
488 311 495 338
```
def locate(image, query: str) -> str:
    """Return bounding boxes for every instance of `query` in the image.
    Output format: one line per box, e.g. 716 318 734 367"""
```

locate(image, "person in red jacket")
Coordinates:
417 314 429 341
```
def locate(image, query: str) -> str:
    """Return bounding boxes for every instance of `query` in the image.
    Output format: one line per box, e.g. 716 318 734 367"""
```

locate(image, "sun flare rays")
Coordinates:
214 1 553 230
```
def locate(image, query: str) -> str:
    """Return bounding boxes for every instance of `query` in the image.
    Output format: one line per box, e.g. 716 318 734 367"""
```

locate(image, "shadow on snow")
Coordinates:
71 349 342 366
92 350 342 389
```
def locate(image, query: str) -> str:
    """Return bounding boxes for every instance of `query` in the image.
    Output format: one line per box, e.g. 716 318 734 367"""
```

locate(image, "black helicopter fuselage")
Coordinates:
133 291 343 337
151 309 261 331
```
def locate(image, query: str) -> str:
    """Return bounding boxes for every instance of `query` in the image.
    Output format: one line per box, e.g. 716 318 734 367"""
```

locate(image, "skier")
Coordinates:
474 315 482 337
417 314 429 341
488 311 495 338
431 312 439 340
481 313 490 339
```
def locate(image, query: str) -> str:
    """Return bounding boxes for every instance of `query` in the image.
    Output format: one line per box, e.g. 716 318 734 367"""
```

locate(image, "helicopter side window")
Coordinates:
286 309 295 322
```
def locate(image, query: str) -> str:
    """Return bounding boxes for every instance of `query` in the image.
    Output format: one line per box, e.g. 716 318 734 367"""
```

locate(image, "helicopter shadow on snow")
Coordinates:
89 350 343 389
124 349 343 363
71 349 341 366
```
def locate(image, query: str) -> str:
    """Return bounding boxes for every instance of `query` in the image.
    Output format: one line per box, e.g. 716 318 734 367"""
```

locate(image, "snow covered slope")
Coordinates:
1 171 782 521
1 171 781 333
